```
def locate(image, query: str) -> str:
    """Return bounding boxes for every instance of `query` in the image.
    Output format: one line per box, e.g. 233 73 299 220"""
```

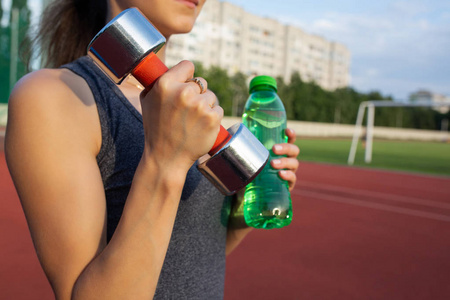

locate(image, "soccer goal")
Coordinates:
347 100 450 165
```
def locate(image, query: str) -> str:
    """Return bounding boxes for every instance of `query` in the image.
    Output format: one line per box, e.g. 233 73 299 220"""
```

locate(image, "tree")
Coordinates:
230 71 248 117
203 66 233 115
188 63 441 130
276 76 294 120
0 0 31 103
193 60 205 78
285 72 304 120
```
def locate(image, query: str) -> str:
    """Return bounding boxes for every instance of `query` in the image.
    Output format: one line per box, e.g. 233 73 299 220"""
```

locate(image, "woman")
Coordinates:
5 0 300 299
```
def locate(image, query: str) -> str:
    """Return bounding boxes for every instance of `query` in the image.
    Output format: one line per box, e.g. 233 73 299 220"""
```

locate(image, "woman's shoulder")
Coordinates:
10 68 93 107
7 67 101 154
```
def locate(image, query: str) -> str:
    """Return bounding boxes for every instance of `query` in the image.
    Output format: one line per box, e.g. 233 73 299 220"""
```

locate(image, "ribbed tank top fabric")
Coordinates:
62 56 229 299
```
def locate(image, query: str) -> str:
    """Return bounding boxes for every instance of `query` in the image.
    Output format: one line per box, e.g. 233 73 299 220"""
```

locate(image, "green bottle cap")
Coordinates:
249 75 277 93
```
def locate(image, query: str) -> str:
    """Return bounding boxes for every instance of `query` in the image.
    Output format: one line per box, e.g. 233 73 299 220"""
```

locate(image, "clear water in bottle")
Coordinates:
242 76 293 229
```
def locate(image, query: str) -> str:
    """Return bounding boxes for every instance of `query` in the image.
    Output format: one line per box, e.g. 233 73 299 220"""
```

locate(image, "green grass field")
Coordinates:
295 138 450 177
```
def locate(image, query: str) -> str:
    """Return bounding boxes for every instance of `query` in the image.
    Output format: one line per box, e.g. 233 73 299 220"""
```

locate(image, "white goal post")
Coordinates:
348 100 450 165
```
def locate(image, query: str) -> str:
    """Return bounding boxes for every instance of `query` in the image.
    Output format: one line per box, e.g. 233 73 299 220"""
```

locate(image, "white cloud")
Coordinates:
281 5 450 99
226 0 450 99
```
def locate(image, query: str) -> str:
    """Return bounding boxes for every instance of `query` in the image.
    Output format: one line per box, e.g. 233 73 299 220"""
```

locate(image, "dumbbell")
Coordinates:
87 7 269 195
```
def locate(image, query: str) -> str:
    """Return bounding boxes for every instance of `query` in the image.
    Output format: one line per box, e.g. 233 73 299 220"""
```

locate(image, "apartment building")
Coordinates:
165 0 351 91
410 90 450 114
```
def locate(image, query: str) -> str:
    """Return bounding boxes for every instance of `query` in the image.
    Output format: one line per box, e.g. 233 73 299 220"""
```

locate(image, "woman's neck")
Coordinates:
156 44 167 64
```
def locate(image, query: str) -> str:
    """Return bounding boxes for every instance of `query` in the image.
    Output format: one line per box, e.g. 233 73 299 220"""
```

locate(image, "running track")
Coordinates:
1 150 450 299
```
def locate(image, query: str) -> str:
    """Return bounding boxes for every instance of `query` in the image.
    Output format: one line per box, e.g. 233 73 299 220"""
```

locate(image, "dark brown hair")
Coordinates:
33 0 107 68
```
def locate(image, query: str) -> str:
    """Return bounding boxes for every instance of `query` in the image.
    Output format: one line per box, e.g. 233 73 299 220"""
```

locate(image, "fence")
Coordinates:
222 117 449 142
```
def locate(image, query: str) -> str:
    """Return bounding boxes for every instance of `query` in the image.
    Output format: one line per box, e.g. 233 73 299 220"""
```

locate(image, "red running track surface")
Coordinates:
225 161 450 300
1 152 450 299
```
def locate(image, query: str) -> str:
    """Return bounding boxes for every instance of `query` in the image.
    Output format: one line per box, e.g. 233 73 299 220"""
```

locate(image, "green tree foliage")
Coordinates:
193 62 446 130
276 76 294 120
230 71 248 117
203 65 233 115
0 0 31 103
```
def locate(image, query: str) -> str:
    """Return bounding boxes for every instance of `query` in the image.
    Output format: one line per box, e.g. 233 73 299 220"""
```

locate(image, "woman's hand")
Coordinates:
140 60 223 171
271 128 300 191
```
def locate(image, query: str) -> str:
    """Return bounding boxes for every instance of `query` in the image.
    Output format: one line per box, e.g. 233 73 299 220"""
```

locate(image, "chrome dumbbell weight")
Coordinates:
87 7 268 195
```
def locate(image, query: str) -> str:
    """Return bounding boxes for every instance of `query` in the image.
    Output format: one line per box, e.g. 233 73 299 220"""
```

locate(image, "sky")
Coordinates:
225 0 450 101
2 0 449 101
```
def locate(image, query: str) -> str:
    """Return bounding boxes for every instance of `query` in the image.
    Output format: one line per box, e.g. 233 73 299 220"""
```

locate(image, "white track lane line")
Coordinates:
297 180 450 210
293 188 450 222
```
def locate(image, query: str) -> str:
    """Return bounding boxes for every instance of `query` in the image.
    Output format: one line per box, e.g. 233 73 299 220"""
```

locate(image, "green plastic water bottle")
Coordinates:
242 75 293 229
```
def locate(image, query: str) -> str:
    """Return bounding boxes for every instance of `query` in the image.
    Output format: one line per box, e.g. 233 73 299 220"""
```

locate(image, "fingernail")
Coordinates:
273 145 282 152
272 159 281 165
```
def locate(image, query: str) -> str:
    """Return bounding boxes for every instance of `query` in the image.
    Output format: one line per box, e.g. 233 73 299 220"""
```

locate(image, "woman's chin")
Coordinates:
160 23 196 38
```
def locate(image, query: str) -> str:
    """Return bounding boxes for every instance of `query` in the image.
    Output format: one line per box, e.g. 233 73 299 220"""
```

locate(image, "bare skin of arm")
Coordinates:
5 61 222 299
225 129 300 255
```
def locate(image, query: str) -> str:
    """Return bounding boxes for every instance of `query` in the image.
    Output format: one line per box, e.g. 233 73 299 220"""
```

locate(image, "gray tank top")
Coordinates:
63 56 229 299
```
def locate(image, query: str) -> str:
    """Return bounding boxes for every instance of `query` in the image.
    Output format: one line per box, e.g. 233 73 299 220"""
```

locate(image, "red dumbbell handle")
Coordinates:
133 53 231 156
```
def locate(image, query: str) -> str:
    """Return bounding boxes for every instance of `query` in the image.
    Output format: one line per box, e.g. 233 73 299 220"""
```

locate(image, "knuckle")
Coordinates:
205 109 222 128
178 88 196 107
204 111 217 125
155 76 171 96
287 171 296 180
181 60 195 74
205 109 223 129
196 101 208 115
282 157 291 167
214 105 224 118
287 144 299 156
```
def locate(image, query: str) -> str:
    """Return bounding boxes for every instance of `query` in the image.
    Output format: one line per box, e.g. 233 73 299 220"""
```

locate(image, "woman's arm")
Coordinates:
225 128 300 255
5 61 221 299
